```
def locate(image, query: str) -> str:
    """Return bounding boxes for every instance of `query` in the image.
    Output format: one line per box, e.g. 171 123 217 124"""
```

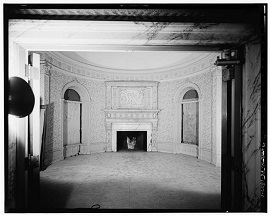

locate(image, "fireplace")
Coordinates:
104 81 160 152
111 123 154 152
117 131 147 151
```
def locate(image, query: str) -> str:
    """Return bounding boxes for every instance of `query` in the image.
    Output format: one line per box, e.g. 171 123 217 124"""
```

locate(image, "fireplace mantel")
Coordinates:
103 109 160 119
104 81 160 152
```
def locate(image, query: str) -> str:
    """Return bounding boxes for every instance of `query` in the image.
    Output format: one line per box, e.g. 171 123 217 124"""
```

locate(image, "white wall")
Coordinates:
40 51 221 167
39 53 106 166
156 59 221 165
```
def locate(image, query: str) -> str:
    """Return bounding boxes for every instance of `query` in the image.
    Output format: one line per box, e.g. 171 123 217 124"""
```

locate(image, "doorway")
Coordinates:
61 81 91 159
63 89 82 146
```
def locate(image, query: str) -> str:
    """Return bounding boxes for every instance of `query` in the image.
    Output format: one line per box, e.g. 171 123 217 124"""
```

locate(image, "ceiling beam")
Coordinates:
20 44 225 52
4 4 264 24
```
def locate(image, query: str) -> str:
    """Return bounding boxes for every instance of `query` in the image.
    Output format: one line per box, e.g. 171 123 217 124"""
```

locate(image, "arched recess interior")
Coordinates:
173 83 202 158
60 81 91 159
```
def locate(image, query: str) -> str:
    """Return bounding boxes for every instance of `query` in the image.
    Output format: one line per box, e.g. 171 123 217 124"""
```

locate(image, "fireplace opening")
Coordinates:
117 131 147 151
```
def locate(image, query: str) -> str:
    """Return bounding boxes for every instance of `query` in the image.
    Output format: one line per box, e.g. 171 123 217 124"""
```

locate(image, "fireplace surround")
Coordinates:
104 81 160 152
112 123 152 152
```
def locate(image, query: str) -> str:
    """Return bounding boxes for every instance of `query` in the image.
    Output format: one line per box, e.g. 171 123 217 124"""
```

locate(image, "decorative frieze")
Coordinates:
38 51 218 81
104 110 160 119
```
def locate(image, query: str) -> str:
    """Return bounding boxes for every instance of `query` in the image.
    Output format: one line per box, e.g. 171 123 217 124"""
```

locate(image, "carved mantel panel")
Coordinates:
106 81 158 109
104 81 160 152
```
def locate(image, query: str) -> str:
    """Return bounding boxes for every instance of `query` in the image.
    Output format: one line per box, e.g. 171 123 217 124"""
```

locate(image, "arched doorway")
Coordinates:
181 89 199 145
61 81 91 159
173 83 202 158
63 89 82 154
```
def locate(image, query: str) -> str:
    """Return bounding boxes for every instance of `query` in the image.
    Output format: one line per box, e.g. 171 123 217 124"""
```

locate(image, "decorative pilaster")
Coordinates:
150 129 158 152
40 61 52 105
212 66 222 167
105 122 112 152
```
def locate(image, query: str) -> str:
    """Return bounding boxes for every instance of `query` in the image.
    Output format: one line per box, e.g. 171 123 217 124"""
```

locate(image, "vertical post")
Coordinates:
60 98 65 160
40 60 51 166
232 64 242 210
80 103 82 144
221 69 230 210
221 63 243 211
28 53 40 210
217 49 244 211
29 53 40 158
213 67 222 167
13 44 28 209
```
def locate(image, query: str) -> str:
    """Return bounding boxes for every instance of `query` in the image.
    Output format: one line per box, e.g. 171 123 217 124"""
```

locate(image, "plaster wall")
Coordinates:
40 52 220 167
157 67 215 163
40 53 106 167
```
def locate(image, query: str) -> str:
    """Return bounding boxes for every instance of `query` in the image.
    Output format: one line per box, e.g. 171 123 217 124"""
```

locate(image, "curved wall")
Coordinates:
157 65 220 164
39 53 106 167
38 51 221 167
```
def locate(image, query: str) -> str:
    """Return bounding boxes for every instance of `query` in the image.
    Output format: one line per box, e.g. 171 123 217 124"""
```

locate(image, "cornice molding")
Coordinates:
57 51 214 72
39 51 218 81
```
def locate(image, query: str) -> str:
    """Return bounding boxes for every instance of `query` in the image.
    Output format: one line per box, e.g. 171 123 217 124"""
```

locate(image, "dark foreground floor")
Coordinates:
40 152 221 211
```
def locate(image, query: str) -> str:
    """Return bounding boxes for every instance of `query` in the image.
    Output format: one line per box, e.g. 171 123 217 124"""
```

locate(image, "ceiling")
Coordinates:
7 4 262 50
8 19 259 51
6 4 263 72
59 51 209 71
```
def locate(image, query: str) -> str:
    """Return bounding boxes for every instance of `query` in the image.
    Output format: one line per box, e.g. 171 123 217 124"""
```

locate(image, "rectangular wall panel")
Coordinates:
182 102 198 144
64 101 80 145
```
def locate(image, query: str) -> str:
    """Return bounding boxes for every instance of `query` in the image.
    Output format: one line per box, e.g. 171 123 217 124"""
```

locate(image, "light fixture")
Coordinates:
8 76 35 118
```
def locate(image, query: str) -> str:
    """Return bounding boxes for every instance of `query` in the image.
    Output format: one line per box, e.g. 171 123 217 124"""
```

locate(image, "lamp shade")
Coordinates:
8 76 35 118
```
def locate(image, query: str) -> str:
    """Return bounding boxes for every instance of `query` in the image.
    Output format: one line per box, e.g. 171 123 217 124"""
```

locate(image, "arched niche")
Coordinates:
173 83 202 158
60 81 91 159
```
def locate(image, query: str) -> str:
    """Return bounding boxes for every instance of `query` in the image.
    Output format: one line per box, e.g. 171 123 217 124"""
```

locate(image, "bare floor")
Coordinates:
40 152 221 211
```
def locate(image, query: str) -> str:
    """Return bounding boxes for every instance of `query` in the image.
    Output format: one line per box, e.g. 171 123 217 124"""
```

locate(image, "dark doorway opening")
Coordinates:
117 131 147 151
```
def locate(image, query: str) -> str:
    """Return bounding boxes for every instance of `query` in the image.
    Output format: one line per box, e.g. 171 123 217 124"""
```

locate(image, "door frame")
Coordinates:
60 81 91 159
220 51 243 211
63 100 82 145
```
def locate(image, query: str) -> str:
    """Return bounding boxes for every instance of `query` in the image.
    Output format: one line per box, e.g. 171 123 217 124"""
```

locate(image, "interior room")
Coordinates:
5 4 265 212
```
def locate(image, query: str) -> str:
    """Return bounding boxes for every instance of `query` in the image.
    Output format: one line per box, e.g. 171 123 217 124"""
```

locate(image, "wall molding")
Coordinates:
172 83 202 158
60 81 91 159
37 51 218 81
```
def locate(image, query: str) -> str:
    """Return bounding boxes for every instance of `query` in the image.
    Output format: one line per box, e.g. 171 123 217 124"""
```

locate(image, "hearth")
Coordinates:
117 131 147 151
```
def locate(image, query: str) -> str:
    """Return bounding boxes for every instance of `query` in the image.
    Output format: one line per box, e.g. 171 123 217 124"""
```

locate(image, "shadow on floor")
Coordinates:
39 178 74 211
39 178 221 213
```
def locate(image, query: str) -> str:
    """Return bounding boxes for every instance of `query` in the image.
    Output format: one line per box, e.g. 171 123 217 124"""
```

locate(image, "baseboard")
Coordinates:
198 148 212 163
44 149 62 166
79 143 107 154
176 143 198 157
64 144 80 158
156 142 174 153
